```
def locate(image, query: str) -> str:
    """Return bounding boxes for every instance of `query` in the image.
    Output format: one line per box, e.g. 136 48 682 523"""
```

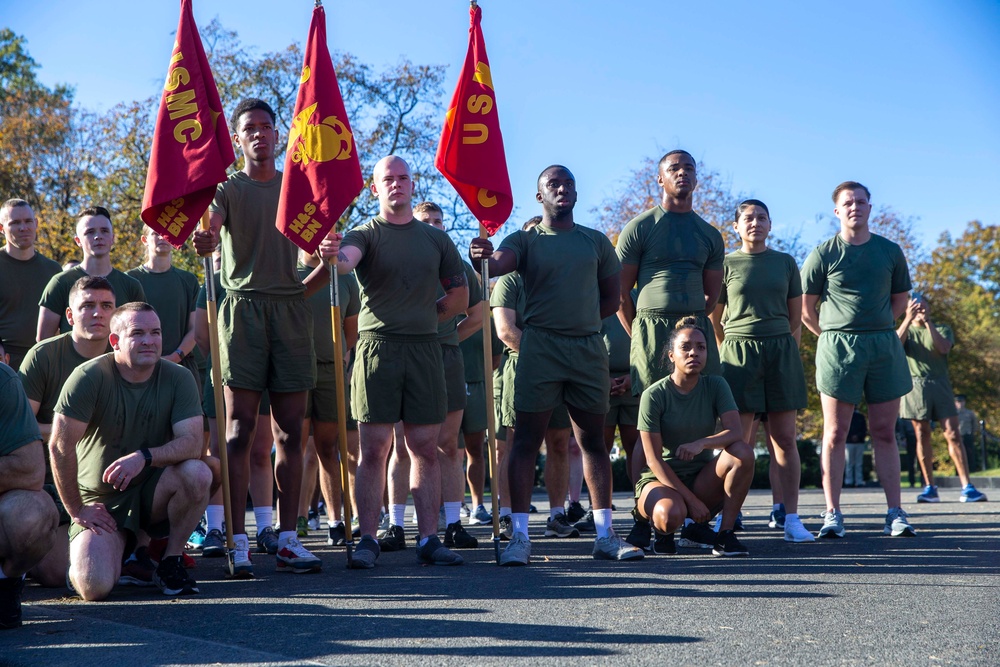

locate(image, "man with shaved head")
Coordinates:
36 206 145 342
0 199 61 370
326 156 470 569
470 165 643 565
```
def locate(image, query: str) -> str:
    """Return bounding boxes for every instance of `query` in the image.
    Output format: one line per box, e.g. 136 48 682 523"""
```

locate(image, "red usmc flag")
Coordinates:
276 4 363 253
141 0 235 247
435 3 513 236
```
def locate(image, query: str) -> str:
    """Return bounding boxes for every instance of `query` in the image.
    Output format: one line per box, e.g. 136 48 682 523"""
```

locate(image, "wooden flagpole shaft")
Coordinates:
199 212 236 576
327 258 354 567
478 224 502 564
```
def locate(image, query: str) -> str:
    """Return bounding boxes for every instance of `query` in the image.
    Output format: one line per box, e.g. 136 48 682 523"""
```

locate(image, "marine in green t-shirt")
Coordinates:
49 302 208 599
896 296 984 503
803 181 915 540
37 208 145 340
470 165 638 565
0 199 61 369
615 151 725 394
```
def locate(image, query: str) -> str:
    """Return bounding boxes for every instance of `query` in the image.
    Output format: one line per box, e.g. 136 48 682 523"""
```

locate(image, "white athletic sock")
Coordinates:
278 530 296 548
549 507 565 521
593 508 613 538
206 505 224 532
444 501 461 526
253 506 273 534
500 506 512 518
773 503 782 512
391 504 406 527
328 520 344 529
512 513 530 538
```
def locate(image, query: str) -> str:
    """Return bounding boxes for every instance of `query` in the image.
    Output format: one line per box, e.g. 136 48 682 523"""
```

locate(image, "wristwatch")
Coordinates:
174 348 185 360
140 448 153 468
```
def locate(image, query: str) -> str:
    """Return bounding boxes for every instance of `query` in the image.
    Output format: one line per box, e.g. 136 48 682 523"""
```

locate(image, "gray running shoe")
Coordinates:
884 508 916 537
499 515 513 541
256 526 278 554
818 509 846 539
416 535 464 566
545 513 580 538
470 504 492 526
350 536 380 570
500 532 531 566
573 509 596 533
378 524 407 552
677 522 716 548
202 529 225 558
593 529 645 561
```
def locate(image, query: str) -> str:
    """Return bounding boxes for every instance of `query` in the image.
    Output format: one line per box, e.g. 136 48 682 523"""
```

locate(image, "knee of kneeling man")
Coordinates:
174 459 213 492
729 440 755 462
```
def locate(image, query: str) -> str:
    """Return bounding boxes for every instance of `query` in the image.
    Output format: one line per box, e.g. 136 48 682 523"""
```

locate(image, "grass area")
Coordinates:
975 467 1000 477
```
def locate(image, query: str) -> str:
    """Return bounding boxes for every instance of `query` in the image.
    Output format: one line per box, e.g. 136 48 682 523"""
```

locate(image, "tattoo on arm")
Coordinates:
441 272 468 291
338 251 350 263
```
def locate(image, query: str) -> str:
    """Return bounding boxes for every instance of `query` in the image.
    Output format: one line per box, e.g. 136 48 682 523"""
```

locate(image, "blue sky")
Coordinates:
6 0 999 250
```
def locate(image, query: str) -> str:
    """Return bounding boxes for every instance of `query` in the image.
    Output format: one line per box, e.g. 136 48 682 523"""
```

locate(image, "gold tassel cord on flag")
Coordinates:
326 257 354 567
199 212 237 577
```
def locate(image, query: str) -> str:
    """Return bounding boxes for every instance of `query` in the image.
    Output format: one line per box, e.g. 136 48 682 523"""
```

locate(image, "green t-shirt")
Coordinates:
497 223 620 337
18 332 106 424
54 355 202 500
903 322 953 379
0 250 61 366
125 266 199 353
0 363 42 456
438 261 482 346
210 171 303 297
801 234 911 333
719 249 802 338
39 266 145 335
342 217 465 337
616 207 724 314
297 264 361 363
602 313 631 375
637 374 738 474
489 272 526 345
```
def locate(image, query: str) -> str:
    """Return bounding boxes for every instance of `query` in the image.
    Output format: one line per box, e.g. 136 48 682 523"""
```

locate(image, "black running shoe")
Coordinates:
652 530 676 555
444 521 479 548
713 529 750 558
566 501 586 523
378 524 407 552
0 577 25 629
626 519 652 550
153 556 199 595
327 523 347 547
499 515 513 541
678 522 716 549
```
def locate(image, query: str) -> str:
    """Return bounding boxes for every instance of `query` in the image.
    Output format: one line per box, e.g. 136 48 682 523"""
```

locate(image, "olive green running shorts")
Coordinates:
305 361 356 430
352 333 446 425
631 310 719 395
606 387 640 427
501 349 576 428
900 376 958 422
720 334 807 413
815 330 912 405
69 467 167 542
219 293 316 393
514 328 609 416
634 459 708 501
442 344 467 414
461 380 488 434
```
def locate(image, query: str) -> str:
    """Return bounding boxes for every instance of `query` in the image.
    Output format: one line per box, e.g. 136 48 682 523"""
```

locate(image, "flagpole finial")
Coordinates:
315 0 322 7
470 0 478 7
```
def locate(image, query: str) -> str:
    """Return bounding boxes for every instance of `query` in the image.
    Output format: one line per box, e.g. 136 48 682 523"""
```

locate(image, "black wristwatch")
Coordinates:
140 448 153 468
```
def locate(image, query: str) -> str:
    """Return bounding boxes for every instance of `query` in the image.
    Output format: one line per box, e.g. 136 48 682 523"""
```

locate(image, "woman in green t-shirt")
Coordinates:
634 317 754 557
709 199 814 542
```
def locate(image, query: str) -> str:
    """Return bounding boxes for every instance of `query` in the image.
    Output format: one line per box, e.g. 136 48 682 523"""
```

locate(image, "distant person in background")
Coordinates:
897 296 986 503
844 408 868 488
954 395 980 472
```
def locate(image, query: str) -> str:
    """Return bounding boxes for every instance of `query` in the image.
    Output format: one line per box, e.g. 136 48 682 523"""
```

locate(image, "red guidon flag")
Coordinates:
141 0 235 248
435 3 513 236
276 4 363 254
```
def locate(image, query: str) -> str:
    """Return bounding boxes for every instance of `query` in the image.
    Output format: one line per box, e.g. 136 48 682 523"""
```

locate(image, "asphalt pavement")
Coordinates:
3 486 998 666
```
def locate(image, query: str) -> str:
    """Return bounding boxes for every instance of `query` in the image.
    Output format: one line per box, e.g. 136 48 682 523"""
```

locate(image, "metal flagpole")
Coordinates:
199 211 236 577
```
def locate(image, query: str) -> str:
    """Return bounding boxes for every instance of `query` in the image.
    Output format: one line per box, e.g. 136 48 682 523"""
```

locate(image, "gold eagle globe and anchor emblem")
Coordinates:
287 70 355 166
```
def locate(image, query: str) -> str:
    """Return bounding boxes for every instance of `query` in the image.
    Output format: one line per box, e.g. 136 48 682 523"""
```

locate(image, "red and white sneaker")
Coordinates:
276 537 322 573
